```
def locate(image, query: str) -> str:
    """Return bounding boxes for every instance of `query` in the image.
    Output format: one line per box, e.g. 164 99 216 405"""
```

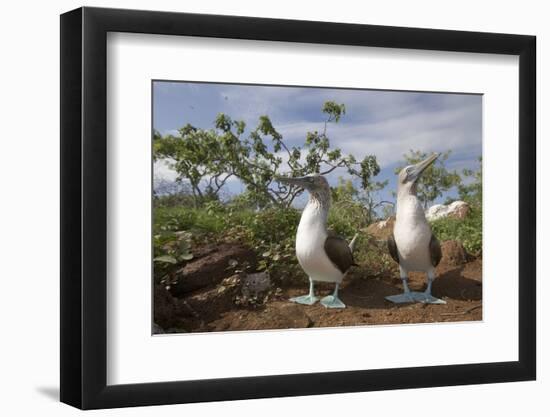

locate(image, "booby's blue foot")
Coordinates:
411 292 446 304
290 294 318 305
385 292 415 304
291 278 318 305
320 295 346 309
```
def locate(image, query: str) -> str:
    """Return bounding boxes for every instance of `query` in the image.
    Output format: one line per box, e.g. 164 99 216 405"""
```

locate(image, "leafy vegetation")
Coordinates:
153 100 483 283
153 101 382 208
430 206 482 255
431 156 483 255
458 156 482 207
152 200 363 284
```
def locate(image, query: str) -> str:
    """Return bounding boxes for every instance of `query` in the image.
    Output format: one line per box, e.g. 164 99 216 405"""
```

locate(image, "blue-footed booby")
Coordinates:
386 153 445 304
276 175 358 309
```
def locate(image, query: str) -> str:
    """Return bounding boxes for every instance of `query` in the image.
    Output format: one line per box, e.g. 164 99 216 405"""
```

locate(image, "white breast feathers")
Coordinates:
295 202 343 282
394 195 433 272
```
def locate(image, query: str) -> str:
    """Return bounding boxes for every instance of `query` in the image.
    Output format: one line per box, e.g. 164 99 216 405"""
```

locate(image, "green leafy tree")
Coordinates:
395 150 461 209
154 101 383 208
458 156 482 206
360 177 390 223
331 177 390 225
153 126 237 206
331 178 359 203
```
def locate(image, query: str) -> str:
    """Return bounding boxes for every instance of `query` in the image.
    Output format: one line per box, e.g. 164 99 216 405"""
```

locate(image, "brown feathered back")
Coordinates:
387 234 399 263
324 234 356 274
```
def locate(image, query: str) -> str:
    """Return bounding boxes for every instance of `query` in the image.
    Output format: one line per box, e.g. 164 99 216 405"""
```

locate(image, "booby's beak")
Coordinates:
408 153 440 182
275 176 310 189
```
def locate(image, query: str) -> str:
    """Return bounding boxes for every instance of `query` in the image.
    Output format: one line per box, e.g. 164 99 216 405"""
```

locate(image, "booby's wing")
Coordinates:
429 233 442 267
324 235 356 274
387 234 399 263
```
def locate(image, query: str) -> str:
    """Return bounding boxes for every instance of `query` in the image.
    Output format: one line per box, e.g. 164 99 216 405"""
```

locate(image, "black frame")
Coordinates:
60 6 536 410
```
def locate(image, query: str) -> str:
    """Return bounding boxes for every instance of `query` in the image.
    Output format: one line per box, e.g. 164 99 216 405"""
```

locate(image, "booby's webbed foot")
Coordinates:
290 294 318 305
320 295 346 309
385 292 415 304
411 292 446 304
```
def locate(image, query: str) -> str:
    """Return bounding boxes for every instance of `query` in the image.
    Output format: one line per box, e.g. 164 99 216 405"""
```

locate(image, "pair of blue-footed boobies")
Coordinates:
277 152 445 309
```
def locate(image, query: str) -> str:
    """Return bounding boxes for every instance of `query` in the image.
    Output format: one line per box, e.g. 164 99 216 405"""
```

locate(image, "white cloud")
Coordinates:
154 159 178 182
273 97 481 170
160 128 180 136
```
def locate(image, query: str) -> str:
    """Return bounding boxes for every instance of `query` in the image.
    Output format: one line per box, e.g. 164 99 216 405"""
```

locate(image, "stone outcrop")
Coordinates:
425 201 470 221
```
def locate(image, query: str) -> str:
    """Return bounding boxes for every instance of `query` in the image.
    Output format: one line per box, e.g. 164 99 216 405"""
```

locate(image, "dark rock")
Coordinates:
153 285 187 329
241 272 270 297
440 240 473 266
185 275 241 314
169 244 257 296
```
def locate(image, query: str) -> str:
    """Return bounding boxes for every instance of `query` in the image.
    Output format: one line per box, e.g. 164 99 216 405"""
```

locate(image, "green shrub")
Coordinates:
328 200 369 238
153 206 228 281
236 208 299 244
153 230 194 283
153 206 227 236
430 206 482 255
225 207 304 283
153 193 196 208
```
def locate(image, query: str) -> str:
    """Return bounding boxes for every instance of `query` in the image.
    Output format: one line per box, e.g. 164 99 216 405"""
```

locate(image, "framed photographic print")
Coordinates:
60 6 536 410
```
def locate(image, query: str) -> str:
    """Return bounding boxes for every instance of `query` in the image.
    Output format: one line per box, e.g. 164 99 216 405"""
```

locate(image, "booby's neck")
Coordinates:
396 188 426 224
298 193 330 233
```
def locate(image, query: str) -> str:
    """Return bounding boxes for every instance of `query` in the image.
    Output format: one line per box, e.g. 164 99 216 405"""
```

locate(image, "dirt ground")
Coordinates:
154 242 482 334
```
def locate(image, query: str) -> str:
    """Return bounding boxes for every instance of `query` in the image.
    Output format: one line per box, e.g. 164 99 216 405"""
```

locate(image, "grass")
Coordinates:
154 206 227 236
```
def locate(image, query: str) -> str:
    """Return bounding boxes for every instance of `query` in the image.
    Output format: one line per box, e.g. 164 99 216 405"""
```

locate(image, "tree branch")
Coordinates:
320 160 346 175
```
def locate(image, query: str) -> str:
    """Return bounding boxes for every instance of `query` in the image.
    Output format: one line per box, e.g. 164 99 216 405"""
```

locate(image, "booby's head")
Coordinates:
276 174 331 205
397 153 440 196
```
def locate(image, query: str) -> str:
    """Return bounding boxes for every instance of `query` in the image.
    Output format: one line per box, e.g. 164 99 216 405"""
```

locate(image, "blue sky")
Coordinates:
153 81 482 207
